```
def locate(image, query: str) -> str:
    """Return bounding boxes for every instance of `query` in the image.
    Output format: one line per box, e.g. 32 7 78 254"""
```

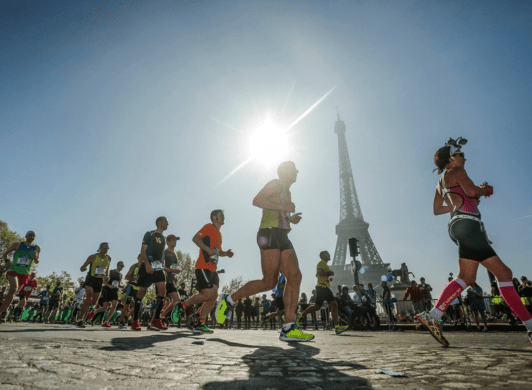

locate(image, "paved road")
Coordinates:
0 323 531 389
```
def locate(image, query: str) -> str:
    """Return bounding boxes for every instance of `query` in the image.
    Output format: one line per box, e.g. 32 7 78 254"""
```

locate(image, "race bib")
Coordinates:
151 260 164 271
95 266 106 277
24 286 32 292
17 257 31 267
112 280 120 288
170 263 179 269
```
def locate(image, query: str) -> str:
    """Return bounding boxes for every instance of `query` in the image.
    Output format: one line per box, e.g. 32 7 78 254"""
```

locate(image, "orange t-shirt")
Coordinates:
195 224 222 272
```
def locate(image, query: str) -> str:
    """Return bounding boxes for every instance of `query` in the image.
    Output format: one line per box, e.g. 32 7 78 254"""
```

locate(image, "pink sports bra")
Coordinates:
438 174 480 217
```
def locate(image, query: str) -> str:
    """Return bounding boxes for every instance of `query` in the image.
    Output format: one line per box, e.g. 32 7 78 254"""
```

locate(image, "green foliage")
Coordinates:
221 276 247 295
0 219 24 288
35 271 77 302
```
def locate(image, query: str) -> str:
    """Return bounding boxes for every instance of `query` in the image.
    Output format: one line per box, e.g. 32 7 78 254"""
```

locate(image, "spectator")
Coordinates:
298 293 308 329
518 277 532 315
467 282 487 331
336 284 343 297
491 281 517 324
381 281 396 324
253 296 260 328
419 277 433 312
243 296 252 329
309 290 318 330
269 293 278 329
366 283 376 301
235 298 244 329
260 294 270 328
338 286 354 325
403 280 425 314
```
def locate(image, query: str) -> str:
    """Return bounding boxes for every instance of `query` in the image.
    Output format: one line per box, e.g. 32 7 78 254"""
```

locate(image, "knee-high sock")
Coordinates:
498 282 532 326
133 298 141 321
430 278 467 320
154 296 164 320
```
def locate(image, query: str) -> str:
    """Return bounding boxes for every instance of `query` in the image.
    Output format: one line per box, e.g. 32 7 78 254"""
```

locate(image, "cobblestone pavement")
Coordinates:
0 323 531 390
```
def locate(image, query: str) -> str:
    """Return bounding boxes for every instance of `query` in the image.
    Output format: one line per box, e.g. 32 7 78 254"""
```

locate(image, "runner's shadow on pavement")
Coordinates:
203 338 372 390
99 331 202 351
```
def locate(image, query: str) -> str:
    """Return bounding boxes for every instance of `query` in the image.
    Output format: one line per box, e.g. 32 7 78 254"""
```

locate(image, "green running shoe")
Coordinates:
215 294 233 324
193 322 214 334
335 324 349 335
279 324 314 342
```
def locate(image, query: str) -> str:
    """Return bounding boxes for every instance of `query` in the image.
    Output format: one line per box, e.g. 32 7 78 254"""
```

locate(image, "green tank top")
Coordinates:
259 186 292 230
10 242 37 275
90 255 110 278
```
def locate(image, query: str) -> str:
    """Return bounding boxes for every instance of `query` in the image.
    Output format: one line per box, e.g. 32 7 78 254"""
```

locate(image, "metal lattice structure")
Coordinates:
332 113 384 268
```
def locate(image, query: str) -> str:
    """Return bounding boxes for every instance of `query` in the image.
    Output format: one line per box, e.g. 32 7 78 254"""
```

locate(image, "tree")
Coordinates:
0 219 24 288
35 271 77 301
221 276 248 296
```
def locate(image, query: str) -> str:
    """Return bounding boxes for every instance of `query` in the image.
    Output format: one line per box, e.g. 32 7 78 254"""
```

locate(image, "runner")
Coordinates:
46 280 63 323
131 216 169 331
0 231 40 323
12 271 38 322
100 261 124 327
76 243 111 328
216 161 314 341
117 257 141 329
35 284 51 322
417 138 532 346
71 283 85 324
177 210 233 334
261 272 286 327
160 234 184 322
295 251 349 334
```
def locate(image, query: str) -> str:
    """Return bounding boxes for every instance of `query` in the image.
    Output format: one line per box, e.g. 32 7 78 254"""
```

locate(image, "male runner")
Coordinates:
35 284 51 322
117 257 141 329
76 243 111 328
12 271 38 321
47 280 63 323
296 251 348 334
71 283 85 323
160 234 184 321
0 231 40 322
131 216 169 331
99 261 124 327
177 210 233 334
216 161 314 341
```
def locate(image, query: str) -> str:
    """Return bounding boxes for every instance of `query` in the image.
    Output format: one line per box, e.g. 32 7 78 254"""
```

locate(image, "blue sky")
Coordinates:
1 0 531 296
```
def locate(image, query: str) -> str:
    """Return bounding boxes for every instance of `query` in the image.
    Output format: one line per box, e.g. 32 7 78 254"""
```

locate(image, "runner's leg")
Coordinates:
279 249 301 324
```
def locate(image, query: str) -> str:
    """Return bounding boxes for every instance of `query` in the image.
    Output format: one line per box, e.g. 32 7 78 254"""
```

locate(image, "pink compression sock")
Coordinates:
498 282 532 322
430 278 467 320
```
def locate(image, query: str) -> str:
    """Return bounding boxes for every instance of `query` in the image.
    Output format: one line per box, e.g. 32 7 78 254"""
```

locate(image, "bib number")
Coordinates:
170 263 179 270
17 257 31 267
24 286 32 292
95 266 106 277
151 260 163 271
112 280 119 288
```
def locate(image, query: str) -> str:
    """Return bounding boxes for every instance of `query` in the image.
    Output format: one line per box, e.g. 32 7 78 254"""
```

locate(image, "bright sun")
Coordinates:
249 118 290 168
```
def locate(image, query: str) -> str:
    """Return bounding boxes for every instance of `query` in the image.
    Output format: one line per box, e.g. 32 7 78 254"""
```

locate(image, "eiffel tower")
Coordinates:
330 112 389 287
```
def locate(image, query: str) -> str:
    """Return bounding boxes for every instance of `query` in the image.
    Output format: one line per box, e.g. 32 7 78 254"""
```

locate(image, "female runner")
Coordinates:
416 138 532 346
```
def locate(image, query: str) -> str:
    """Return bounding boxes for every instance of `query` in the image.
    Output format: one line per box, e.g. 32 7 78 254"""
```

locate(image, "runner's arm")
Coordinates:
80 255 94 272
455 168 491 198
125 264 136 281
192 235 216 256
433 189 450 216
2 242 20 262
33 245 41 264
253 179 294 212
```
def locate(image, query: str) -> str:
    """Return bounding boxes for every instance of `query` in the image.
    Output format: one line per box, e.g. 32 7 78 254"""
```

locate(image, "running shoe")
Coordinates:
279 324 314 342
149 319 167 331
193 322 214 334
76 320 86 328
131 320 141 331
102 322 111 328
335 324 349 335
215 294 233 324
295 313 303 327
172 303 186 323
118 322 127 330
528 331 532 345
416 312 449 347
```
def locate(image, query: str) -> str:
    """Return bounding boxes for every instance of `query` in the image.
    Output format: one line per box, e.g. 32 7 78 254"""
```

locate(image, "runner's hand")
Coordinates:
146 263 153 274
218 269 225 274
290 212 302 224
226 249 234 258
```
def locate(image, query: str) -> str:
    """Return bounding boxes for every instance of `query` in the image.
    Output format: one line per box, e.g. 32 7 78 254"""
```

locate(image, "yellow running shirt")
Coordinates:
259 183 292 230
90 255 110 278
316 259 331 288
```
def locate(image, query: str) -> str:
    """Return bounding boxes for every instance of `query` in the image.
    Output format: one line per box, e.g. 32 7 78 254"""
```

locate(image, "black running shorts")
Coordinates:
166 282 177 294
257 228 293 252
275 296 285 311
195 268 219 291
449 218 497 262
103 286 119 302
125 285 138 304
85 275 104 293
315 286 335 306
137 263 166 288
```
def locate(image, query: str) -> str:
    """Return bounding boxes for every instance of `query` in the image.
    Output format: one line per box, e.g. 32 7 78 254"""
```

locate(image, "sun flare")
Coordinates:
249 119 290 168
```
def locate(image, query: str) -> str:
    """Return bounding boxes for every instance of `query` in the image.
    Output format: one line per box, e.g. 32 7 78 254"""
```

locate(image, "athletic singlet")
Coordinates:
89 255 110 278
165 250 179 283
9 242 37 275
259 181 292 230
109 269 122 288
438 173 480 218
129 264 140 290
